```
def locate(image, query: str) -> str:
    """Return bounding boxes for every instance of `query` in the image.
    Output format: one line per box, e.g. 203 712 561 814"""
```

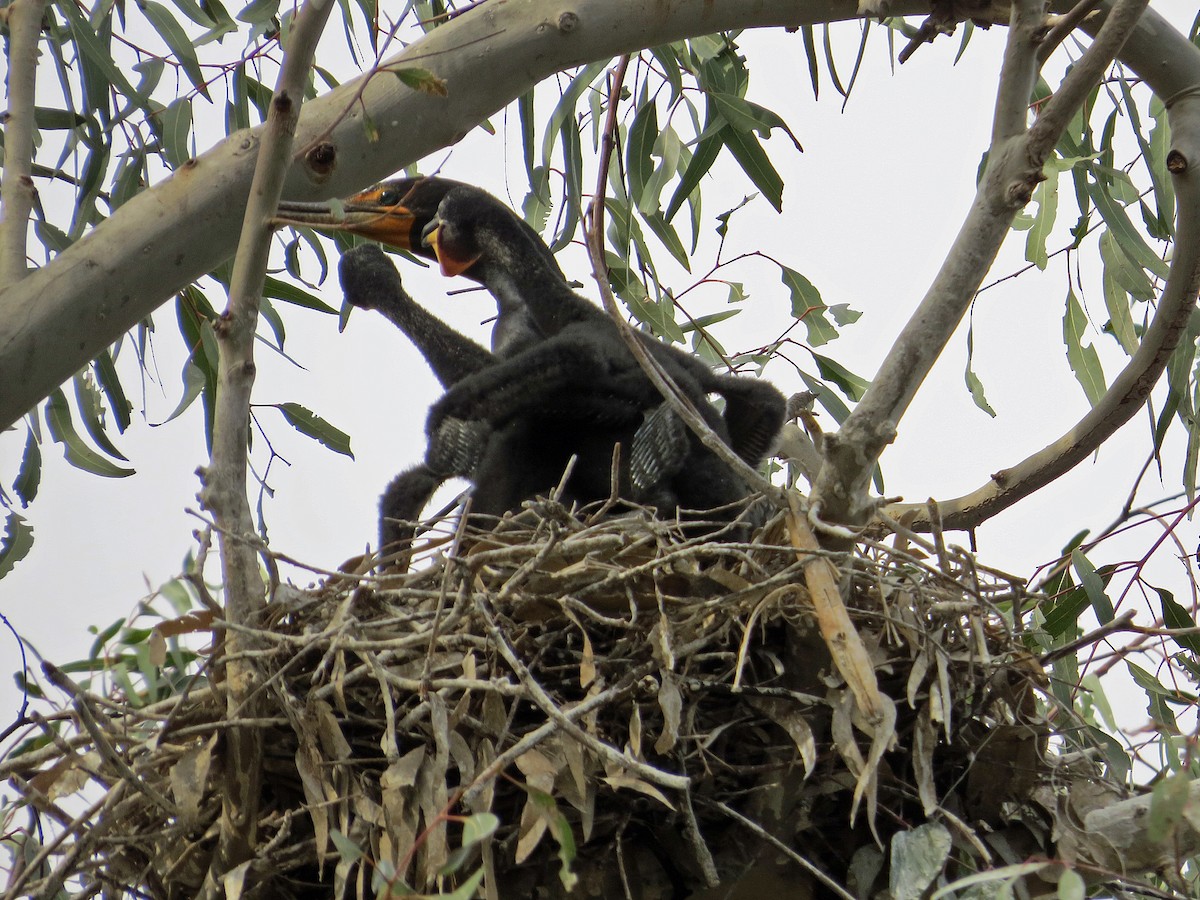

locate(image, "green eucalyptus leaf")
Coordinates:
45 389 134 478
724 127 783 212
141 2 210 99
14 429 42 507
276 403 354 458
1062 288 1106 406
0 513 35 580
1070 548 1114 624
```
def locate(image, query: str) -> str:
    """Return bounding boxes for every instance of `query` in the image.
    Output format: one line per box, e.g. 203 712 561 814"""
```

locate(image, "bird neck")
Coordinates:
486 265 587 335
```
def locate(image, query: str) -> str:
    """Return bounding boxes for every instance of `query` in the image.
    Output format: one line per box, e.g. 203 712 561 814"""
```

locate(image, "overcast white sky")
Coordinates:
2 8 1196 744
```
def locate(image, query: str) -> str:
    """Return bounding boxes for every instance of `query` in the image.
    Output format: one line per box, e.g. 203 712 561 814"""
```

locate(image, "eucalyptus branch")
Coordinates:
890 84 1200 532
584 58 779 500
1037 0 1104 65
0 0 46 286
810 0 1149 533
194 0 334 890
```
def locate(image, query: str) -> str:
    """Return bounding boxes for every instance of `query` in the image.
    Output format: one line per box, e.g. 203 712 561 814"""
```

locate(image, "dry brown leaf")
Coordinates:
169 736 215 827
602 769 676 810
654 673 682 755
913 703 937 816
628 703 643 758
514 749 558 865
295 730 330 868
153 609 215 638
580 627 596 688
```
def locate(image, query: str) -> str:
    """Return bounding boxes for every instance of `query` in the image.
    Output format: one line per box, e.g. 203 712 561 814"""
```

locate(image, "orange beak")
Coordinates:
272 185 423 252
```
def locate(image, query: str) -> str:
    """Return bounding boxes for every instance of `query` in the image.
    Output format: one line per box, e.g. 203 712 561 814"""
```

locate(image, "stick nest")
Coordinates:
2 500 1115 899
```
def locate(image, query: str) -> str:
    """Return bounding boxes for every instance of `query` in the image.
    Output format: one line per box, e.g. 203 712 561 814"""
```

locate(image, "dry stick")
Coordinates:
701 799 856 900
473 591 690 792
459 638 710 807
583 56 782 502
1 781 126 900
785 494 885 723
0 0 44 286
813 0 1150 532
41 664 176 815
195 0 335 891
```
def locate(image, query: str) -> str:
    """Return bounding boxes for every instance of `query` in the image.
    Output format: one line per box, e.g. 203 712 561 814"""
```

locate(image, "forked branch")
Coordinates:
810 0 1150 533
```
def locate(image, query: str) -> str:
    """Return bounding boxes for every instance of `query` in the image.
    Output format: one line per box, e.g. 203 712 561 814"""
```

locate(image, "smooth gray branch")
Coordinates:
0 0 47 286
810 0 1152 531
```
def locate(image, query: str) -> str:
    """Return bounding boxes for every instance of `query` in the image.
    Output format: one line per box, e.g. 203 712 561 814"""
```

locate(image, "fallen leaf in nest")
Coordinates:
29 751 97 800
654 673 682 755
169 736 216 827
601 769 676 810
515 751 560 864
749 696 816 777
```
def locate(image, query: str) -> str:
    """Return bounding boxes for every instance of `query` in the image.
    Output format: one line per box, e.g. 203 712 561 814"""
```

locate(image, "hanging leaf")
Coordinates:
142 2 211 99
14 429 42 507
45 389 134 478
724 127 783 212
1070 548 1114 624
1025 169 1058 270
1154 585 1200 656
964 320 996 417
276 403 354 458
626 97 658 209
813 354 869 402
1062 288 1106 406
1088 179 1169 280
0 513 35 580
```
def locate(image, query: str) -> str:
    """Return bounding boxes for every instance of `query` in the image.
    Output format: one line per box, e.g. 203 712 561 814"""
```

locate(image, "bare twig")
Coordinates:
583 56 783 501
195 0 335 889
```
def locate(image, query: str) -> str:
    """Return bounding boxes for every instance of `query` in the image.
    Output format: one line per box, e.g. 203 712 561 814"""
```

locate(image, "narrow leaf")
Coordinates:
1062 288 1106 406
276 403 354 458
1070 548 1114 624
1025 172 1058 270
142 2 210 99
1154 585 1200 656
45 389 134 478
964 321 996 417
1088 179 1169 279
14 429 42 507
0 513 35 580
724 127 783 212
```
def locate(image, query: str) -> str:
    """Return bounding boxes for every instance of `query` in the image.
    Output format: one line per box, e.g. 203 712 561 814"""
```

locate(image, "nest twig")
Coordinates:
1 498 1118 899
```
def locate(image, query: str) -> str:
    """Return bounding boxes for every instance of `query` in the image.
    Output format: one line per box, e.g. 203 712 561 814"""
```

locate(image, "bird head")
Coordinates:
275 176 563 284
273 176 468 273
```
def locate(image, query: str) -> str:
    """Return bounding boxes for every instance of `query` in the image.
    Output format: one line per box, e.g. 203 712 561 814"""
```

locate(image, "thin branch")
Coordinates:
890 90 1200 531
584 57 780 499
195 0 335 890
1027 0 1150 158
812 0 1155 533
810 0 1047 531
1037 0 1105 65
0 0 46 286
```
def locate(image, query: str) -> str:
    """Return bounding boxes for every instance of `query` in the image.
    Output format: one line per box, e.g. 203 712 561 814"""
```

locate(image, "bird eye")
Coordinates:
378 189 400 207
